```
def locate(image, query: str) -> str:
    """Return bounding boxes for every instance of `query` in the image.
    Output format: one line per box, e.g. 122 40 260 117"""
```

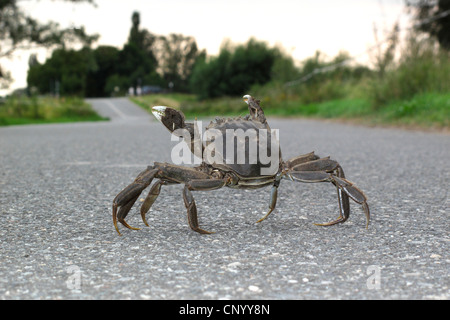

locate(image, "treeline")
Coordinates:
27 12 201 97
25 11 369 99
26 1 450 103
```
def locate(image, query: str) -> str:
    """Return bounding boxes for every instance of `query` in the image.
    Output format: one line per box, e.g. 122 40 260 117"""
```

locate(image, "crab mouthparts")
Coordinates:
152 106 167 122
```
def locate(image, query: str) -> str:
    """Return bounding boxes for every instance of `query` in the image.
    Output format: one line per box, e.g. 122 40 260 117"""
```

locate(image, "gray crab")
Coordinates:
112 95 369 235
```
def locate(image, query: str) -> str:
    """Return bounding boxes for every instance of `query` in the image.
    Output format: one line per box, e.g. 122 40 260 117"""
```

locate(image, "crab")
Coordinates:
112 95 370 235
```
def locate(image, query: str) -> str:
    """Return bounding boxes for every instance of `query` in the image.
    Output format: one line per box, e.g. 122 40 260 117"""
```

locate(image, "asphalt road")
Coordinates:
0 97 448 300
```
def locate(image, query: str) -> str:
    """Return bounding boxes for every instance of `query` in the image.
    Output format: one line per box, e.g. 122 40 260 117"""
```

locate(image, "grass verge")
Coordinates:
0 96 107 126
132 92 449 131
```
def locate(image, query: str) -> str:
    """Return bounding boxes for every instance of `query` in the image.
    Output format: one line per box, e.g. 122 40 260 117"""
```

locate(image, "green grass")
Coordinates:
131 92 449 130
0 96 107 126
375 92 450 128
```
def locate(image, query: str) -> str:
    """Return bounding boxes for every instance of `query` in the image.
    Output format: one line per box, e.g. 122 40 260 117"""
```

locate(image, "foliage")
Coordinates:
85 45 120 97
27 47 98 96
251 50 372 107
133 89 449 130
406 0 450 49
153 33 204 92
189 38 282 99
0 0 98 88
133 27 450 131
0 96 106 126
368 33 450 108
25 11 206 97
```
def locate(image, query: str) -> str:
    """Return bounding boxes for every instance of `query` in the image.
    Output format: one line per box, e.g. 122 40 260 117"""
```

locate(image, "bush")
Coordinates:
0 96 105 125
190 38 282 99
369 35 450 109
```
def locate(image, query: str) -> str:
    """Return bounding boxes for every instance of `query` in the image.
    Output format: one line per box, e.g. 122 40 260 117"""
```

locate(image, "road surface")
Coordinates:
0 97 448 300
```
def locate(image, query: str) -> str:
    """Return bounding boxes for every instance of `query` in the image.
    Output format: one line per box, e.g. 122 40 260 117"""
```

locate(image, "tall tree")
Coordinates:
128 11 156 54
406 0 450 49
85 45 120 97
116 11 160 91
0 0 98 89
154 33 202 92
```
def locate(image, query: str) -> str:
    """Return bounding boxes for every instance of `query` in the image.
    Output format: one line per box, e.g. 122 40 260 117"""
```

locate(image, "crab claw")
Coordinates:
152 106 186 134
151 106 167 121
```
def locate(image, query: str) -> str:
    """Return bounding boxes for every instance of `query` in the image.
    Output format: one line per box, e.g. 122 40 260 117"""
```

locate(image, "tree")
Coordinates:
189 38 277 99
128 11 156 53
115 11 160 91
153 33 202 92
0 0 98 89
85 46 120 97
27 47 97 96
406 0 450 49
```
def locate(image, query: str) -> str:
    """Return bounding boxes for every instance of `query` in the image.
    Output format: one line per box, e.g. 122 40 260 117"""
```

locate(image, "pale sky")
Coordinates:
1 0 410 95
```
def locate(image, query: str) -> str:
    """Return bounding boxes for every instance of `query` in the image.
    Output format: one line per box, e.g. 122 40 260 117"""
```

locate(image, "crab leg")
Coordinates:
256 172 282 223
140 180 165 227
285 152 320 169
256 185 278 223
291 158 352 226
181 178 228 234
332 166 350 226
286 160 370 228
186 179 228 191
182 186 214 234
112 167 159 235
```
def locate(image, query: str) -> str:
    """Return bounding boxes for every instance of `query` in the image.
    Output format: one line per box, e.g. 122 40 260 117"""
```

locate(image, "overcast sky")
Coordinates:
2 0 409 95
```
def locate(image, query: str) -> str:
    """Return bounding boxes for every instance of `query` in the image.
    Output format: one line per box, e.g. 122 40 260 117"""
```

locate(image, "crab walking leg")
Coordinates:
256 185 278 223
330 175 370 228
287 170 370 228
182 186 212 234
182 179 228 234
140 180 164 227
285 151 320 169
112 167 159 235
256 172 282 223
318 166 351 227
337 168 350 223
291 157 351 226
256 151 326 223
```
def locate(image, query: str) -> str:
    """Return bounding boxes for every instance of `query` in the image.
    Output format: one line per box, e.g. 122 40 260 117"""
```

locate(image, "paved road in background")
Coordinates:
0 97 448 299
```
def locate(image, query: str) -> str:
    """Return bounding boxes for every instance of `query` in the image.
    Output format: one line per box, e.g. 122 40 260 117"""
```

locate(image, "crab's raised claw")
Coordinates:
112 167 159 235
152 106 186 134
